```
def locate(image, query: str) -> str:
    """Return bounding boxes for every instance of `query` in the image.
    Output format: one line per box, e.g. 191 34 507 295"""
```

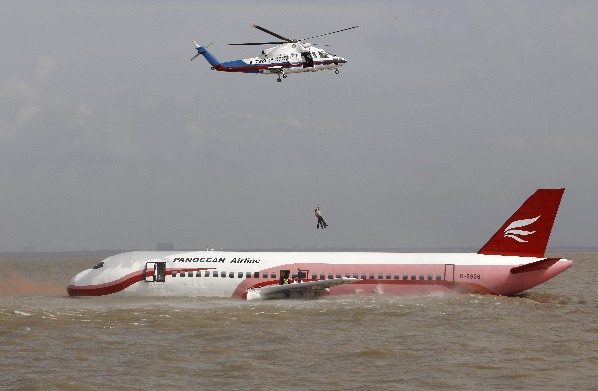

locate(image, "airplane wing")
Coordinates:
246 277 358 300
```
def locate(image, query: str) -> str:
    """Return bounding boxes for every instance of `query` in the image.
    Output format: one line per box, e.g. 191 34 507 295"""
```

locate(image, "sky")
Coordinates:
1 0 597 252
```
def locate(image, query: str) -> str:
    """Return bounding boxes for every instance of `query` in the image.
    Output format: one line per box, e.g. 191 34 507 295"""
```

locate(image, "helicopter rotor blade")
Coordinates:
253 25 294 42
298 25 359 42
229 41 287 46
190 53 200 61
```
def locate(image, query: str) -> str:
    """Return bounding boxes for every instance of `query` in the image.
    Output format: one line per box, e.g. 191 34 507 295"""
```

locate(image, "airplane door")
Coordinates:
444 264 455 283
145 262 166 283
279 270 290 285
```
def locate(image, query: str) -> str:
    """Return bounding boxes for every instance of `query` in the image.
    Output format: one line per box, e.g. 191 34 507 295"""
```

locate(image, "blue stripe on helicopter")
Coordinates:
216 60 337 74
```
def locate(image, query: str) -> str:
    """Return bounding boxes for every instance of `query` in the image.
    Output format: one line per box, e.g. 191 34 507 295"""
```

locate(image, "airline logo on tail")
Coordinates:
504 216 540 243
478 188 564 257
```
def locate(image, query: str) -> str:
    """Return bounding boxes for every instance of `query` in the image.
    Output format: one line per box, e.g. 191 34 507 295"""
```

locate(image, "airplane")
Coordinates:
190 25 358 82
68 188 572 299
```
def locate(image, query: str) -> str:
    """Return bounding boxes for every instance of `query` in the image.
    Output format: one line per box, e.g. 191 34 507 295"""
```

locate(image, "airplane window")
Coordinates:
378 273 383 280
246 272 252 278
312 273 318 279
292 273 297 279
229 272 235 278
436 274 442 280
394 274 400 280
336 273 341 279
328 273 333 279
205 271 210 277
212 271 218 277
180 272 186 277
419 274 425 280
320 273 325 279
171 271 177 277
221 271 226 278
254 272 260 278
427 274 433 280
403 274 408 280
92 262 104 269
345 274 350 278
271 272 277 278
386 274 391 279
369 273 375 279
238 272 243 278
263 272 268 278
361 273 366 280
196 271 201 277
352 273 358 279
411 274 416 280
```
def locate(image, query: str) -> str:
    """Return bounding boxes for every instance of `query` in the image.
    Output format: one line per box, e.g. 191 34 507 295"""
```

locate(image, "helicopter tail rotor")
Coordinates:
191 41 213 61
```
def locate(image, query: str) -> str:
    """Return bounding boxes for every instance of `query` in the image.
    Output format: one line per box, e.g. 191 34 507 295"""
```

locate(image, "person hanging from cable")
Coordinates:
315 206 328 229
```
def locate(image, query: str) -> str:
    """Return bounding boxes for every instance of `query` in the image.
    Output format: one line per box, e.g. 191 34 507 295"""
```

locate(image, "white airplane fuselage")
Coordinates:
67 189 572 299
67 250 572 298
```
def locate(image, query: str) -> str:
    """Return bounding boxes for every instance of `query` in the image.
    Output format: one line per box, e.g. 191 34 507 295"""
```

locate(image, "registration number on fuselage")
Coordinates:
459 273 481 280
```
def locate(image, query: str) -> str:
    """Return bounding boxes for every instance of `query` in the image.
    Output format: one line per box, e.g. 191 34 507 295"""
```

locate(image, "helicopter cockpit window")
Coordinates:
312 51 319 58
319 51 329 58
92 262 104 269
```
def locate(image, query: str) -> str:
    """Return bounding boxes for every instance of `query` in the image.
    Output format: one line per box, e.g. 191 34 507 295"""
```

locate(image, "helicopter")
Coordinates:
191 25 358 82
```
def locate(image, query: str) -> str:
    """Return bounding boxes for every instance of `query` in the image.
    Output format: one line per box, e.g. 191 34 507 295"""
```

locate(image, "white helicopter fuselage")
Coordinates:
246 43 346 74
193 42 347 81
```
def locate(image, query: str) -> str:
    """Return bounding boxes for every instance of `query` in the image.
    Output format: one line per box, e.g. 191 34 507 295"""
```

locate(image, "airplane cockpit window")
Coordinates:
92 262 104 269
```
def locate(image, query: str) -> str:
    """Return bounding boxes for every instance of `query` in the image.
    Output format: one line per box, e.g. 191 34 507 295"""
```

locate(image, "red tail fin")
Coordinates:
478 189 565 257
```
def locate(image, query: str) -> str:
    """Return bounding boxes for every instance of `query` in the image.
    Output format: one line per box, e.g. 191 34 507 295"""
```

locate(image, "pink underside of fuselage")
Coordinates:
231 260 572 299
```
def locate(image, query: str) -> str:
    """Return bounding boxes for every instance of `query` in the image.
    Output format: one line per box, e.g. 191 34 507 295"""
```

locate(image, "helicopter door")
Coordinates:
302 52 314 68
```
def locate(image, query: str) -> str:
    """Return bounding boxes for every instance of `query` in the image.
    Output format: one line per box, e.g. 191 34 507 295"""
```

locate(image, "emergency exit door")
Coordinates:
145 262 166 283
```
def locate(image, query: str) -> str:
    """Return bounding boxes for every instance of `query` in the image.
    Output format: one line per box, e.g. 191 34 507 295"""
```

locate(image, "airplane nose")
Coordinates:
67 276 78 296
